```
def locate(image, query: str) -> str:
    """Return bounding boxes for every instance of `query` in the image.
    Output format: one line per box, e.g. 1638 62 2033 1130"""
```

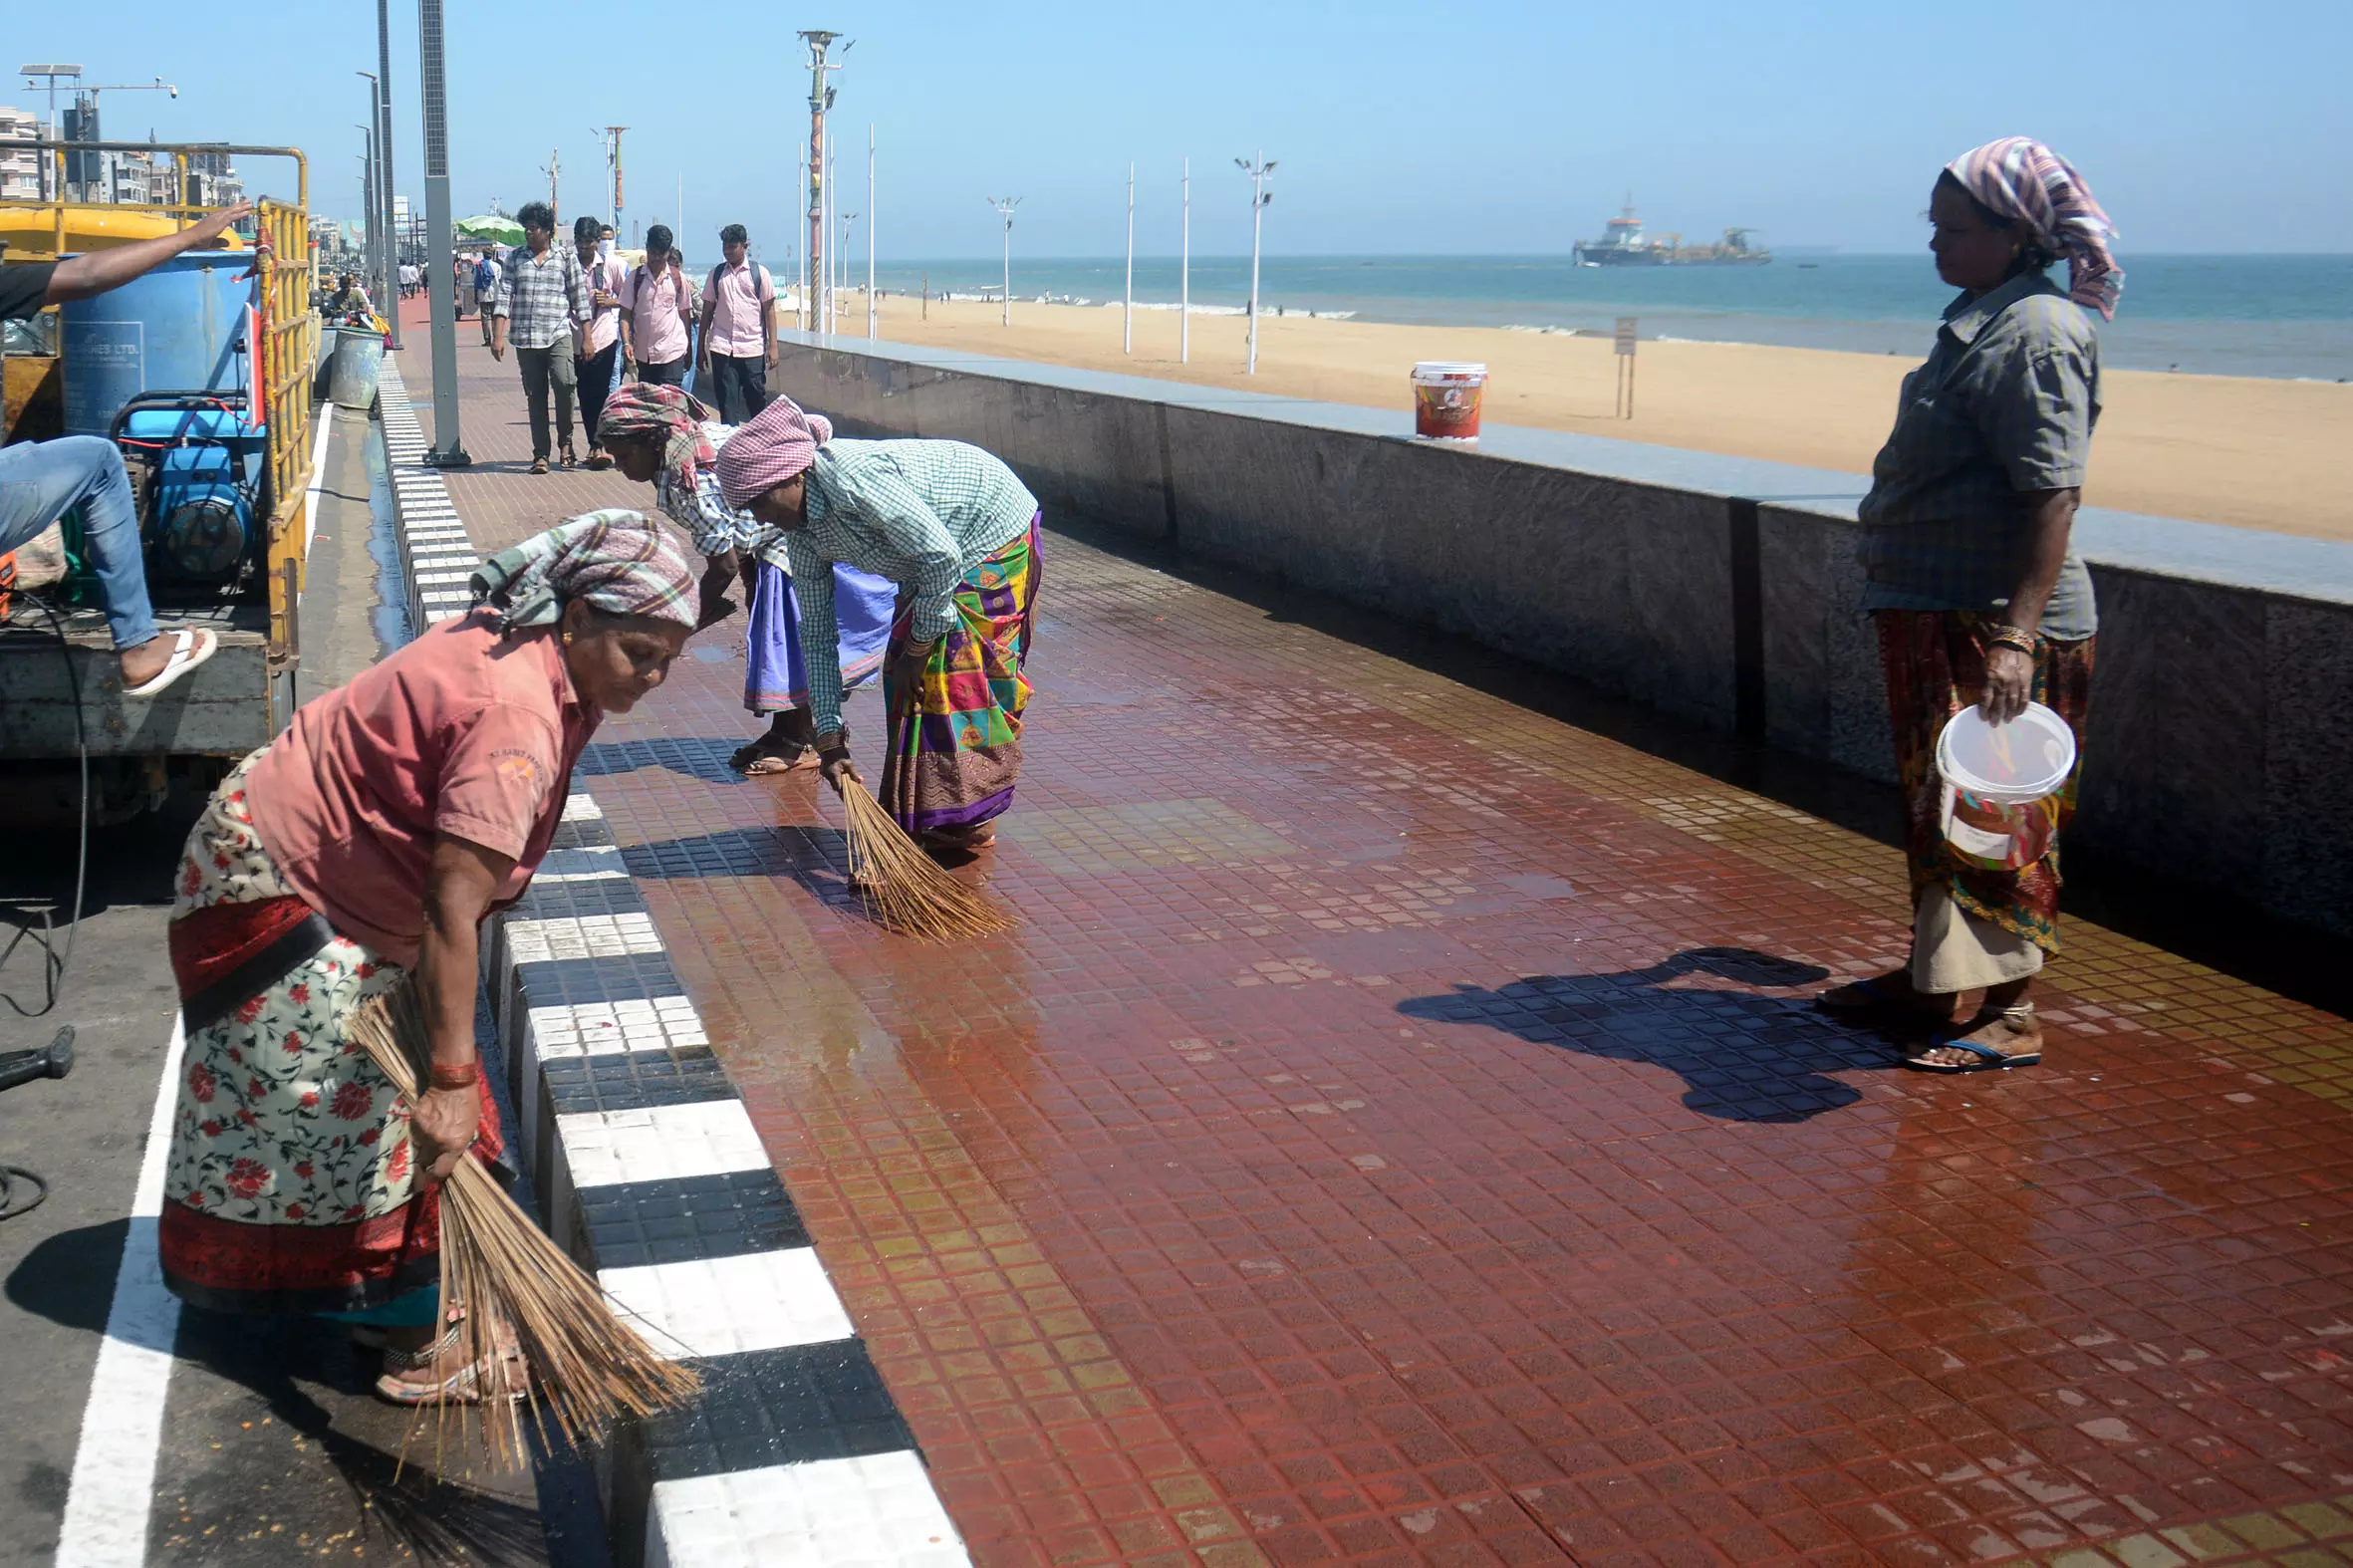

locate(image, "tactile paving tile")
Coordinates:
558 1099 773 1189
541 1045 738 1120
633 1341 916 1481
527 995 709 1060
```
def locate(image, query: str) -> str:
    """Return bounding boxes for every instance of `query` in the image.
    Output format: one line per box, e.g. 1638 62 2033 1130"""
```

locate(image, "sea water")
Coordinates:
861 254 2353 382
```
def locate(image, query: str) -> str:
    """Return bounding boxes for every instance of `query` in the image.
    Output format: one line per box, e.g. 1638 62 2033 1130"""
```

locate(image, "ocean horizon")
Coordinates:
780 253 2353 382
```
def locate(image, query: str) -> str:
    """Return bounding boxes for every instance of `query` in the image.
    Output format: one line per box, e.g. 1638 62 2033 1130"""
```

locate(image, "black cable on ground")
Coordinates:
0 595 91 1017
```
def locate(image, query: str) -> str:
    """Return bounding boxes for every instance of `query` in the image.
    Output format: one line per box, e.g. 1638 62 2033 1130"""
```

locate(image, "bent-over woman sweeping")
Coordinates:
160 513 694 1401
1816 135 2120 1073
715 396 1042 858
595 382 898 773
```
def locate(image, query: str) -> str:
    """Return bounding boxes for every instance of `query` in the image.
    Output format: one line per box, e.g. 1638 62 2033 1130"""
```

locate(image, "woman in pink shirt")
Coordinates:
159 512 694 1405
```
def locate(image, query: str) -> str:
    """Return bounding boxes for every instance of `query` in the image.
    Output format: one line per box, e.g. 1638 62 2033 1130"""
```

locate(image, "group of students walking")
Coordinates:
469 204 780 475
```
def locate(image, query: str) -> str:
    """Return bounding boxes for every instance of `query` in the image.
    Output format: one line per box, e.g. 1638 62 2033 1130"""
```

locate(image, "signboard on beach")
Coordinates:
1614 318 1639 419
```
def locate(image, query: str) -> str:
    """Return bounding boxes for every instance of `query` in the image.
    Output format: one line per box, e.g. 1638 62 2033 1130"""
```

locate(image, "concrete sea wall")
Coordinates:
768 333 2353 940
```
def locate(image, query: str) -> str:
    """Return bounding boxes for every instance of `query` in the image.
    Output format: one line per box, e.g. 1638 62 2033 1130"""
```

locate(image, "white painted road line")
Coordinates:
53 1019 187 1568
301 411 335 558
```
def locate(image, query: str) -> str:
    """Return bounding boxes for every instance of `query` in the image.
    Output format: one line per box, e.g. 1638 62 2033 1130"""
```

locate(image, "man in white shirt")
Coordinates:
697 223 777 423
621 223 695 388
571 216 631 469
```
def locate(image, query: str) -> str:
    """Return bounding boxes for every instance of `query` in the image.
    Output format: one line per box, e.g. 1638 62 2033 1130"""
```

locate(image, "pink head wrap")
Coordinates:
715 395 835 509
1946 136 2123 320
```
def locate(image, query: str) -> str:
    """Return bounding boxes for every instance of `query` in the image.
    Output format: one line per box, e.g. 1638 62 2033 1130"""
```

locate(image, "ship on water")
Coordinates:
1573 195 1771 267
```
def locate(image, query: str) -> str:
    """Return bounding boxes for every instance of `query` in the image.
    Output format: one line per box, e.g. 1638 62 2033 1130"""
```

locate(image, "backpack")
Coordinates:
707 260 771 309
473 256 494 292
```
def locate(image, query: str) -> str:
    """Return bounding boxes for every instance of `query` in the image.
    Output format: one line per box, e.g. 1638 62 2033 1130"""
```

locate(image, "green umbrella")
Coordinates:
454 214 523 246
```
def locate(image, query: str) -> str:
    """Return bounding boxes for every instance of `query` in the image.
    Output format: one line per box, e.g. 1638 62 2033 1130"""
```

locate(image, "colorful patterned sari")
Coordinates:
878 516 1042 838
158 751 502 1317
744 560 896 715
1876 610 2095 955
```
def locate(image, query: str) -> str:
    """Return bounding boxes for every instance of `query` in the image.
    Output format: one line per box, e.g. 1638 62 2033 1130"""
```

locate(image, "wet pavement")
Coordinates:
415 306 2353 1568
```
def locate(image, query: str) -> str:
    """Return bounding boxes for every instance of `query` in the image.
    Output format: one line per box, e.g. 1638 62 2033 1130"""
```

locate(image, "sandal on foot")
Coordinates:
1905 1006 2043 1074
584 448 613 471
559 442 579 469
124 627 219 698
529 456 550 475
731 740 816 774
375 1316 528 1406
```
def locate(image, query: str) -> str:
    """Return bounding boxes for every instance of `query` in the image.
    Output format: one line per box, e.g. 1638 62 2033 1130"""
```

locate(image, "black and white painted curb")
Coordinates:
377 363 967 1568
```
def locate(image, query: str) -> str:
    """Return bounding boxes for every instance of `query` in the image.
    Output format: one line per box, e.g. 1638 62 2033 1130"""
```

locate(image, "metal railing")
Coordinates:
1 140 316 661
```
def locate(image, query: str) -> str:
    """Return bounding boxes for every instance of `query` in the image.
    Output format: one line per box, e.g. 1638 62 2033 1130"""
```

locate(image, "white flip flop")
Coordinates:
123 627 219 698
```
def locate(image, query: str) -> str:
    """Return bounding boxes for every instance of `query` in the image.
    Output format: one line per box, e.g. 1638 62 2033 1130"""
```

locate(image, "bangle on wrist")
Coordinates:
429 1060 481 1090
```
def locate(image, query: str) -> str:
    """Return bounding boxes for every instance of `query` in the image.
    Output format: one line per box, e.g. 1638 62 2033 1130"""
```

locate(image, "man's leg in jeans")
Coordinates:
577 343 617 451
518 345 553 460
549 335 579 456
0 435 175 679
737 353 771 418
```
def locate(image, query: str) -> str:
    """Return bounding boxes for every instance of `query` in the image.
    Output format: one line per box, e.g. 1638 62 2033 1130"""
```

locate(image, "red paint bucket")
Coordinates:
1412 362 1487 442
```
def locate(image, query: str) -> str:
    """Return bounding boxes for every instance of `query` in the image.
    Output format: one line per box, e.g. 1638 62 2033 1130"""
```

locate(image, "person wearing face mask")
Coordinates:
572 216 630 470
1816 136 2119 1074
157 511 694 1406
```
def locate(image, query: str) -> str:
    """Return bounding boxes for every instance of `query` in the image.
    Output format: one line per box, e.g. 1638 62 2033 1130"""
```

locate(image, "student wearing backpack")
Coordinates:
698 224 777 423
621 224 695 389
473 251 501 345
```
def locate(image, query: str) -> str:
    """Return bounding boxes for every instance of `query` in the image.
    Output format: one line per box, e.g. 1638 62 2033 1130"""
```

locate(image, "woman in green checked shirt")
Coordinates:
715 396 1042 860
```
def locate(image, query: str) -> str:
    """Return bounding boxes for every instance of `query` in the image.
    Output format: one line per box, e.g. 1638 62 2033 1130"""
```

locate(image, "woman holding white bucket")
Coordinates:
1815 137 2119 1073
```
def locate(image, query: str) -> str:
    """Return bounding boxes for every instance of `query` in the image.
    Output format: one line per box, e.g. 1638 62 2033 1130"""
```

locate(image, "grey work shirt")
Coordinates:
1856 271 2100 640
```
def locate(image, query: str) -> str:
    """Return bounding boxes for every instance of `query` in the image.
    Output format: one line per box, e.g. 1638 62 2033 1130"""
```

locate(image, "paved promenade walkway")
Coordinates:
418 312 2352 1568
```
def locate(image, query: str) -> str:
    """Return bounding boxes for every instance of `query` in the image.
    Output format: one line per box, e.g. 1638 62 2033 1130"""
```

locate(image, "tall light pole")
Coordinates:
1123 162 1135 355
356 73 381 303
595 125 627 233
375 0 401 349
418 0 468 464
1180 158 1190 365
837 207 857 324
355 120 377 302
986 196 1020 328
17 66 83 201
798 32 848 342
867 123 877 340
1235 150 1276 375
795 139 809 330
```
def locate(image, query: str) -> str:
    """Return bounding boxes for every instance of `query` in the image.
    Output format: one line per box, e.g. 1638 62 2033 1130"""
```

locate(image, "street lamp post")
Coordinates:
1180 158 1190 365
986 196 1020 328
418 0 467 463
356 73 381 306
374 0 400 349
1234 150 1276 375
1123 162 1133 355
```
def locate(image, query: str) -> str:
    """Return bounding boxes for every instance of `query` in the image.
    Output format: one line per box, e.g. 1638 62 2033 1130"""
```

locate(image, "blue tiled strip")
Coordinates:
377 364 969 1568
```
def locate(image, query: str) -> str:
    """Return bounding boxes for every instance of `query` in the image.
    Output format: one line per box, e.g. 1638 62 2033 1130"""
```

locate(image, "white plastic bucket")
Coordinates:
1412 361 1487 441
1935 702 2078 872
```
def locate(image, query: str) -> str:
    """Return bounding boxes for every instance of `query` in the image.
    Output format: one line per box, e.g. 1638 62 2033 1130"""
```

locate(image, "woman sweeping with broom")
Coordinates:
715 396 1042 858
595 382 899 774
159 512 695 1405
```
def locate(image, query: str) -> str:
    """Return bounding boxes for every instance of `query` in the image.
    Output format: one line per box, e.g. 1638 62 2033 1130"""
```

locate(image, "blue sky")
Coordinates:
10 0 2351 261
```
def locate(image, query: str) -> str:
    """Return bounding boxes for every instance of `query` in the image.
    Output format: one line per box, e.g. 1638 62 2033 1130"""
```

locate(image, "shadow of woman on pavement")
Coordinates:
1397 946 1892 1124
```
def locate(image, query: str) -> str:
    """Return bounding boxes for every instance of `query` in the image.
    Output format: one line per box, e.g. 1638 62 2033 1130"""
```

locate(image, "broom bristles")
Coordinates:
350 983 700 1473
836 778 1018 940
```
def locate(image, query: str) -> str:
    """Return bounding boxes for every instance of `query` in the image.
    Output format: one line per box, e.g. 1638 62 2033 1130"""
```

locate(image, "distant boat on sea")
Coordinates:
1573 195 1772 268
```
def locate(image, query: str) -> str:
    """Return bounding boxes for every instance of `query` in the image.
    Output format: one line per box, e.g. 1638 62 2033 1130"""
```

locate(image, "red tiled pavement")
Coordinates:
396 302 2353 1568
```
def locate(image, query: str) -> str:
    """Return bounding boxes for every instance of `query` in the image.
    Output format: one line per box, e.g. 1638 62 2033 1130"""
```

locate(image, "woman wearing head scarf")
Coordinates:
1817 136 2120 1073
596 383 898 773
159 512 694 1403
716 397 1041 857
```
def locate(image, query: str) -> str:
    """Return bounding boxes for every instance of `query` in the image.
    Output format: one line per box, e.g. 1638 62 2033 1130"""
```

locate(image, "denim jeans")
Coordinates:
0 434 157 651
575 341 619 447
515 338 578 460
706 353 770 424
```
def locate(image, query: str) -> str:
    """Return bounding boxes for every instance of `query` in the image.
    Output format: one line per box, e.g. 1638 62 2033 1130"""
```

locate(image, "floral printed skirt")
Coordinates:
157 750 502 1316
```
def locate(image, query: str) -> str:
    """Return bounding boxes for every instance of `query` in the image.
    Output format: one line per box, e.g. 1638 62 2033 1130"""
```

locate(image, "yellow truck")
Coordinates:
0 141 319 822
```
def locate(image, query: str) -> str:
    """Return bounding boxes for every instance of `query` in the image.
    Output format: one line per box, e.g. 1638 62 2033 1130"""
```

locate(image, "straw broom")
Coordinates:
834 777 1018 939
348 981 700 1472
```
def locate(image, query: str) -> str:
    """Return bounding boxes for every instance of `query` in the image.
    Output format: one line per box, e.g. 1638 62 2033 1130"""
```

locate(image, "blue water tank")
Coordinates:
58 251 256 435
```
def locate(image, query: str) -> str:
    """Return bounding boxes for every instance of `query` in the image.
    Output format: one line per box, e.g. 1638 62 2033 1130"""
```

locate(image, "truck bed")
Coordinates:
0 601 276 758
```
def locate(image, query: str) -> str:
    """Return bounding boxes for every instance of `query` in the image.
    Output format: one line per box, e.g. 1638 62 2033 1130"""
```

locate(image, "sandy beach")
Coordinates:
825 291 2352 542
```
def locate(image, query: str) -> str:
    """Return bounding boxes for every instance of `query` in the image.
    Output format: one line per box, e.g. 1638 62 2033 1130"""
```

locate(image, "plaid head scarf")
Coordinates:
470 509 698 633
715 395 834 509
1947 136 2123 320
597 383 720 493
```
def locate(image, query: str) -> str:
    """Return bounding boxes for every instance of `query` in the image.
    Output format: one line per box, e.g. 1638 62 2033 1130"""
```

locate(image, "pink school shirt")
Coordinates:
582 256 629 355
626 264 691 365
704 260 772 358
245 612 597 967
